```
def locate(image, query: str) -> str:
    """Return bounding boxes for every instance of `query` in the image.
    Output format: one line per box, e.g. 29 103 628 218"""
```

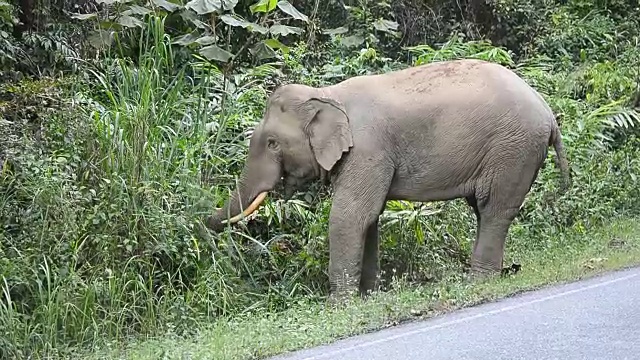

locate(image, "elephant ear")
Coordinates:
303 97 353 172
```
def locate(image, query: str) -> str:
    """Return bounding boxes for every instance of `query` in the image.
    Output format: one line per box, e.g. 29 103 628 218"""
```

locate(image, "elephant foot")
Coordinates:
469 259 502 280
358 286 376 298
327 285 360 308
358 278 380 298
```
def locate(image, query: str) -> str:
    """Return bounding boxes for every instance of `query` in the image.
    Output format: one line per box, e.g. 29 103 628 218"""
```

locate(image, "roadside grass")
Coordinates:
76 215 640 360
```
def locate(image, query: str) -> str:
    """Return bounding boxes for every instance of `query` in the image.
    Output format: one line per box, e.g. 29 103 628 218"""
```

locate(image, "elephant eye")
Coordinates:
267 138 279 151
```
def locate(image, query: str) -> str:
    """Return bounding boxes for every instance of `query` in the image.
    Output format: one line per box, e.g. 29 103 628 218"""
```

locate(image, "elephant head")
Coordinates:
205 83 354 231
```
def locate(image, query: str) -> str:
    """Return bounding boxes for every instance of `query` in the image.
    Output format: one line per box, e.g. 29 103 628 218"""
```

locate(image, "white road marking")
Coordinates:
294 271 639 360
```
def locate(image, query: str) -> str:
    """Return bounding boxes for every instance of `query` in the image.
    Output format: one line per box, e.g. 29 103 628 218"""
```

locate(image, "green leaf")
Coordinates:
219 13 250 27
222 0 239 10
193 19 210 29
99 20 123 31
123 5 152 16
373 18 400 37
269 24 302 36
219 14 268 33
195 35 218 45
177 6 209 28
323 26 348 35
247 23 269 34
276 0 308 22
199 44 234 62
340 34 364 47
250 41 277 60
264 38 288 52
250 0 277 13
185 0 221 14
185 0 237 13
87 29 115 48
373 18 398 33
116 14 144 28
172 31 200 46
70 13 98 20
149 0 181 11
96 0 128 4
265 39 289 54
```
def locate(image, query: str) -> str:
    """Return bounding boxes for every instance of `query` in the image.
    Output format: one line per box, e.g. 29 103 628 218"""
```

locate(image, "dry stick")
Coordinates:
306 0 321 47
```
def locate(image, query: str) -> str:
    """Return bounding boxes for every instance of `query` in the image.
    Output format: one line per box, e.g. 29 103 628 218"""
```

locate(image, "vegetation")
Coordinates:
1 0 639 358
81 217 640 359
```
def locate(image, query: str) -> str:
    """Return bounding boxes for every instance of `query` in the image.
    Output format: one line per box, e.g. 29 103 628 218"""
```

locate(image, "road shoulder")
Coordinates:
270 265 640 360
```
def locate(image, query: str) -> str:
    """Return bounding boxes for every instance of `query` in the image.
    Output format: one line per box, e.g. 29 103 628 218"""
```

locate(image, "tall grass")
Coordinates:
0 16 263 358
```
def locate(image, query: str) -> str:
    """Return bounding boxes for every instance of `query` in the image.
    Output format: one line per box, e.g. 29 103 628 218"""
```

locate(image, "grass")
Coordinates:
75 215 640 360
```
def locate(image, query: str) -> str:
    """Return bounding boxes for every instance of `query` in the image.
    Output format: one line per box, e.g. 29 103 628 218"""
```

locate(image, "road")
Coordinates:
270 266 640 360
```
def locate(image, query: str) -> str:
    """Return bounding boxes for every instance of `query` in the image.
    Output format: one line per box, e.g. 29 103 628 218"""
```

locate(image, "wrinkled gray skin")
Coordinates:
206 59 571 300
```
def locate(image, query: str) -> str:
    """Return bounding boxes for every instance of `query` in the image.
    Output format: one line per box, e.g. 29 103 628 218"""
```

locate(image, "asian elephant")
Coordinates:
205 59 571 300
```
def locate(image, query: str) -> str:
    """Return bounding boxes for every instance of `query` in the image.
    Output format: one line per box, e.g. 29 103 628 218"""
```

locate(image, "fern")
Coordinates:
587 99 640 147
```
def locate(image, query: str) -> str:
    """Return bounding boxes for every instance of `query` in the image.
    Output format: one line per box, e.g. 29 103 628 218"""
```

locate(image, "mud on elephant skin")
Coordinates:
205 59 571 300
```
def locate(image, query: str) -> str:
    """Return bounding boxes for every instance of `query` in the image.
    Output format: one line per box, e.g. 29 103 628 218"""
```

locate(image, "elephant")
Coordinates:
205 59 571 300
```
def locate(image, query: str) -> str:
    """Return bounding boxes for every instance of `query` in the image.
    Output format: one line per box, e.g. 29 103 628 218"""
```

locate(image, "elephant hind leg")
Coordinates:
471 154 544 274
470 210 517 274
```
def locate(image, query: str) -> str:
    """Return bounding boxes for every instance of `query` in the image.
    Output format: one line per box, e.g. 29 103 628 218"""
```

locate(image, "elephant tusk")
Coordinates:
220 191 268 225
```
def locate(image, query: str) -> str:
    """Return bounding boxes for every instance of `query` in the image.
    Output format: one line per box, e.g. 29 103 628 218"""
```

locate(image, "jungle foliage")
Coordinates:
1 0 640 357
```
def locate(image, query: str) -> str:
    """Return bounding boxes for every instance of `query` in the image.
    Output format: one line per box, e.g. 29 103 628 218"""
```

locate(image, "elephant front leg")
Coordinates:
327 205 373 299
359 219 380 296
327 165 392 300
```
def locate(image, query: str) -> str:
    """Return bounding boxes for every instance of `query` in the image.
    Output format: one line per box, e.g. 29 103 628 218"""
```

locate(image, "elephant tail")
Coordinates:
549 116 571 193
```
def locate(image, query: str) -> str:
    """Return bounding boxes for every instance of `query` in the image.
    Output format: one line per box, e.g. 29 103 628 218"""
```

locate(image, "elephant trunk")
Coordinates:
206 159 277 232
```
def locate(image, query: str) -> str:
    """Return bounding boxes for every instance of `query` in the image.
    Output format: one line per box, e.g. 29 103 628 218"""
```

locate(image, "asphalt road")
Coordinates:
270 266 640 360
